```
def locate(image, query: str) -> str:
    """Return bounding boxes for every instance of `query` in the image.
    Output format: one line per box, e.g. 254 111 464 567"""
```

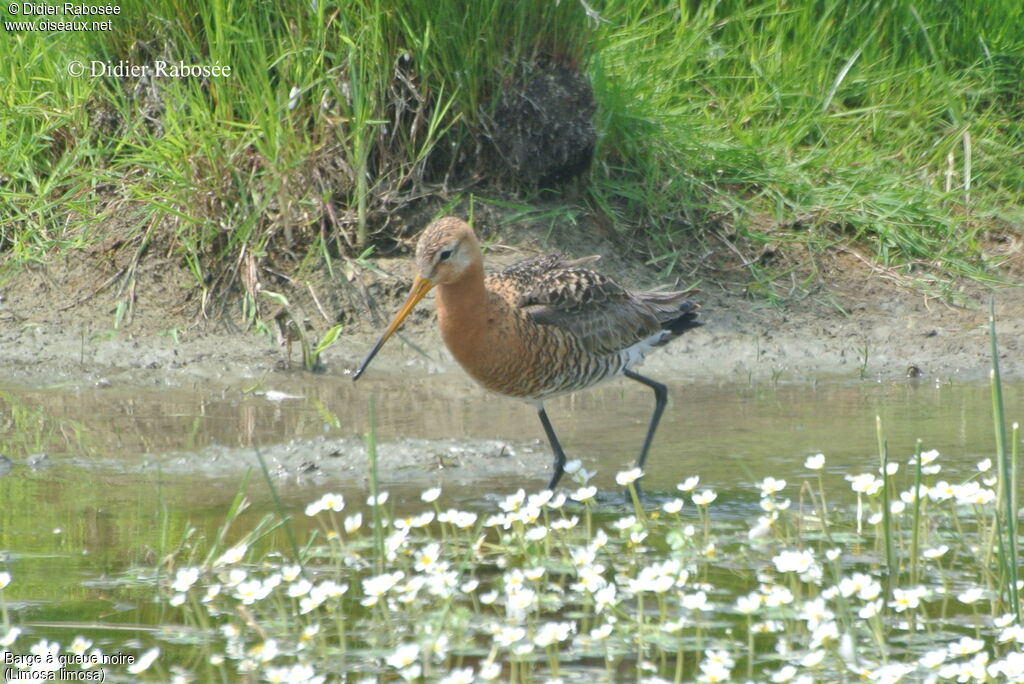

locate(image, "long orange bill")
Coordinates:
352 275 435 381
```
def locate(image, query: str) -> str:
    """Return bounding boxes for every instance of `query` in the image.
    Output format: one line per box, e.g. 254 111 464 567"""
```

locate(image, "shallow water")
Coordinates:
0 370 1022 655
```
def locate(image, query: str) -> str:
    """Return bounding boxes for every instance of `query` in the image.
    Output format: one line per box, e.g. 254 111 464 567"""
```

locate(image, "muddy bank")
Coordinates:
0 229 1021 390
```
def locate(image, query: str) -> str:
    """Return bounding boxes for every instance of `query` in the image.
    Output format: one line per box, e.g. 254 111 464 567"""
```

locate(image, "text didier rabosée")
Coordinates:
16 3 120 15
86 60 232 78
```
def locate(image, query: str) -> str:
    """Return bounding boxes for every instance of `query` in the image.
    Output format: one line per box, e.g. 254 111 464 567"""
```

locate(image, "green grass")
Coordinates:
1 0 1022 310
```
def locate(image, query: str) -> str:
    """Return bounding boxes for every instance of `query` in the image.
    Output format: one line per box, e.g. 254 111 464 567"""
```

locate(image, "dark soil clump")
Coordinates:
487 59 597 188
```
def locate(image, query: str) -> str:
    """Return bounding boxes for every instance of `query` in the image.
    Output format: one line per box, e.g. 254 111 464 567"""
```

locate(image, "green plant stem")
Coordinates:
989 298 1020 623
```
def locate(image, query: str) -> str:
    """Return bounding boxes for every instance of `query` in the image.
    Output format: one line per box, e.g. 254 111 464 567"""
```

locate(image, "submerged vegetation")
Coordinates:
4 435 1024 681
2 0 1022 315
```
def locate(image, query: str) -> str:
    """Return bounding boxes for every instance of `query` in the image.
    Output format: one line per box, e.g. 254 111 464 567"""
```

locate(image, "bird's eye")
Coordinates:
438 248 453 262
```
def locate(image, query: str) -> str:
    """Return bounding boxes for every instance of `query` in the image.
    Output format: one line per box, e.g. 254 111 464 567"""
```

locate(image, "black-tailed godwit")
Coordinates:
353 217 702 489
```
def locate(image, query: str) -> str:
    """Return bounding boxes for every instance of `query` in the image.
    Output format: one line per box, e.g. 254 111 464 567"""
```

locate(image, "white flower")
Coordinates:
28 639 62 672
798 597 834 629
698 660 732 682
662 498 684 514
523 566 545 581
760 477 786 496
249 639 278 662
127 648 160 674
215 544 248 566
528 490 553 508
998 624 1024 644
438 509 477 528
889 586 927 612
858 599 883 619
990 652 1024 680
525 526 548 541
771 665 797 682
387 643 419 669
900 485 929 503
923 545 948 559
321 492 345 511
439 667 474 684
266 663 322 683
948 636 985 656
847 473 882 495
225 568 246 587
572 564 608 594
493 625 526 647
703 649 735 670
977 458 992 472
505 587 538 618
344 512 363 533
367 491 389 506
919 648 947 669
69 636 91 655
804 453 826 470
571 486 597 502
478 661 501 681
809 620 839 649
236 578 274 605
748 515 775 540
414 543 442 573
172 567 200 593
533 621 574 647
838 572 881 601
1 627 22 647
0 572 10 589
928 481 956 501
395 512 435 530
595 584 618 612
958 587 985 604
735 592 761 614
682 590 710 611
692 489 717 506
551 515 578 530
421 487 442 503
677 475 700 492
499 489 526 512
616 467 644 486
763 585 794 607
614 515 638 530
361 571 404 606
773 549 816 575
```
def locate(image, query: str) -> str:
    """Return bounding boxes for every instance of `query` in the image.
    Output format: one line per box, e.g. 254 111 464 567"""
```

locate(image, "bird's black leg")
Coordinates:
537 406 567 490
624 369 668 472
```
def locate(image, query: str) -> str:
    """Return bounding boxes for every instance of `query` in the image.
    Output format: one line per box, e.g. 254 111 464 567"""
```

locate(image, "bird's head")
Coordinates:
352 217 480 381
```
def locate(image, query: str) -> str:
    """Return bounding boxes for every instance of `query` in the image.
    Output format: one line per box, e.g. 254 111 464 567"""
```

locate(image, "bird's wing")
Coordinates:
509 264 663 356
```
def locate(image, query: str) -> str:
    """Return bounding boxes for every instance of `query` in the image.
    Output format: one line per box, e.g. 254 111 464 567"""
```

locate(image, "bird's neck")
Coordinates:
435 259 489 363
